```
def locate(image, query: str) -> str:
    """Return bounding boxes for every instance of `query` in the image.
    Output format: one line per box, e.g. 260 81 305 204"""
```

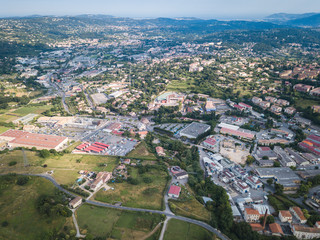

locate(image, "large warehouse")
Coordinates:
0 129 68 151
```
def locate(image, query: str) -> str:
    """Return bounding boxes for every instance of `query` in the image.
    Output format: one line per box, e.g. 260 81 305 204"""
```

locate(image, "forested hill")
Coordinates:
0 14 320 58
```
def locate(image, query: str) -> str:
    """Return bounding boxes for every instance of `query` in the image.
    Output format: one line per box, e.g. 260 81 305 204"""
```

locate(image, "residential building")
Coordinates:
285 107 296 115
279 210 293 223
293 84 314 93
69 196 82 209
156 146 166 156
239 102 252 111
175 171 189 180
310 87 320 97
168 185 181 198
90 172 112 191
290 206 307 224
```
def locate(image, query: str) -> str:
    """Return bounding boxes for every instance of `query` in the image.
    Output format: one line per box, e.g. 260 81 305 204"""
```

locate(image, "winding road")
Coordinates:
17 173 229 240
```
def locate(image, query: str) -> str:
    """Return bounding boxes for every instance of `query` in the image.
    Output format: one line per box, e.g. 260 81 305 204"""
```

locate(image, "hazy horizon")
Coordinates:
0 0 319 20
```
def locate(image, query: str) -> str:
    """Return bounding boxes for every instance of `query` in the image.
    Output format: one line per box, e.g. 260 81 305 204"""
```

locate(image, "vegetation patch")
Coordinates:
164 219 214 240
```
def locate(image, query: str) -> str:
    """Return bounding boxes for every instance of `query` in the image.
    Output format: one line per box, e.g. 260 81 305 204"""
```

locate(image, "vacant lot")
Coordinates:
76 204 163 239
164 219 214 240
95 167 168 210
167 79 196 92
169 197 211 222
0 150 118 185
127 141 157 160
0 176 74 240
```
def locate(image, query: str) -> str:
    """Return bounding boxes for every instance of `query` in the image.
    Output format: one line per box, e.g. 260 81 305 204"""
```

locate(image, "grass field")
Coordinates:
12 104 52 115
95 167 168 210
76 204 163 239
0 150 118 185
127 141 157 160
0 176 74 240
0 104 51 123
0 126 10 133
167 79 196 92
169 197 211 222
164 219 214 240
294 98 320 109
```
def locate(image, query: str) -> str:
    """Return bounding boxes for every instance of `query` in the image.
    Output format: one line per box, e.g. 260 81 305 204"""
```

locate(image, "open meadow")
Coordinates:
0 150 118 185
0 175 74 240
76 204 163 239
95 167 168 210
164 219 214 240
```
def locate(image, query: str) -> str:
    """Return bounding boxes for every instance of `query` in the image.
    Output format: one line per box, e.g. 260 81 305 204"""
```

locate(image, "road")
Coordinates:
17 173 229 240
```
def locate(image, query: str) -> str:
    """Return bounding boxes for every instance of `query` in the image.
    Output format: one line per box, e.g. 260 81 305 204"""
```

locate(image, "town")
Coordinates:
1 13 320 240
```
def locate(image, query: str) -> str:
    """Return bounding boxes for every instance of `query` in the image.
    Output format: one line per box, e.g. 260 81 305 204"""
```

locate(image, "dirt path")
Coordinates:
141 221 163 240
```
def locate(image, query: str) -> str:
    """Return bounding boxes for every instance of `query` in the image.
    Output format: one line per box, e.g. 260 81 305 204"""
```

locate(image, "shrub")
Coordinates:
1 221 8 227
8 161 17 166
16 176 29 186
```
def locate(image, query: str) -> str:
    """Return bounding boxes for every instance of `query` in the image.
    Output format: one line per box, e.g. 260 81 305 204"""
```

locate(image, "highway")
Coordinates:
17 173 230 240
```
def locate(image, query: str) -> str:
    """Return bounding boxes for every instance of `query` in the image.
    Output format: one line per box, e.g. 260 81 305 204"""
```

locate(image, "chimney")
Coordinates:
262 209 268 230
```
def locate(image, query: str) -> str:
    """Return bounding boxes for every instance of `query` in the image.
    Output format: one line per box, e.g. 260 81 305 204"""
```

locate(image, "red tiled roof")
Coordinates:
168 185 181 196
269 223 283 234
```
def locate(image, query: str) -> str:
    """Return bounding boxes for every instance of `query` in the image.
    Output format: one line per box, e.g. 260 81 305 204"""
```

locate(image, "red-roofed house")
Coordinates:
244 208 260 222
168 185 181 198
269 223 283 236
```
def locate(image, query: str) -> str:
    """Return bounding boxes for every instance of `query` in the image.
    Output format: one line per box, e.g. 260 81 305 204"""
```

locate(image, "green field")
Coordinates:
167 79 195 92
169 197 211 222
0 126 10 133
0 175 74 240
12 105 52 115
76 204 163 239
95 167 168 210
127 141 157 160
0 150 118 185
164 219 214 240
294 98 320 109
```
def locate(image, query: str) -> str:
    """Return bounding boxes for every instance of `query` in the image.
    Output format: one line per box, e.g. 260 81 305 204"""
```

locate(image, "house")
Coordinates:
285 107 296 115
175 171 189 180
290 206 307 224
69 196 82 209
246 176 263 189
156 146 165 156
168 185 181 198
292 224 320 239
277 99 290 106
265 96 277 103
90 172 112 191
293 84 313 93
239 102 252 111
279 210 293 223
310 87 320 97
269 223 283 236
252 97 262 104
315 221 320 228
270 105 282 114
244 208 260 222
250 223 264 232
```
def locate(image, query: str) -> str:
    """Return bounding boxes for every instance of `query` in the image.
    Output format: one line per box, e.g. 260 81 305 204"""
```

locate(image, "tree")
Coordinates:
273 161 280 167
246 155 255 165
274 183 284 194
267 178 273 185
39 149 50 158
16 176 29 186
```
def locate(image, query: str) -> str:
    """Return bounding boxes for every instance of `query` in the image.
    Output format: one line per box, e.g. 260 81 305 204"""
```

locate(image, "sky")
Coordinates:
0 0 319 19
